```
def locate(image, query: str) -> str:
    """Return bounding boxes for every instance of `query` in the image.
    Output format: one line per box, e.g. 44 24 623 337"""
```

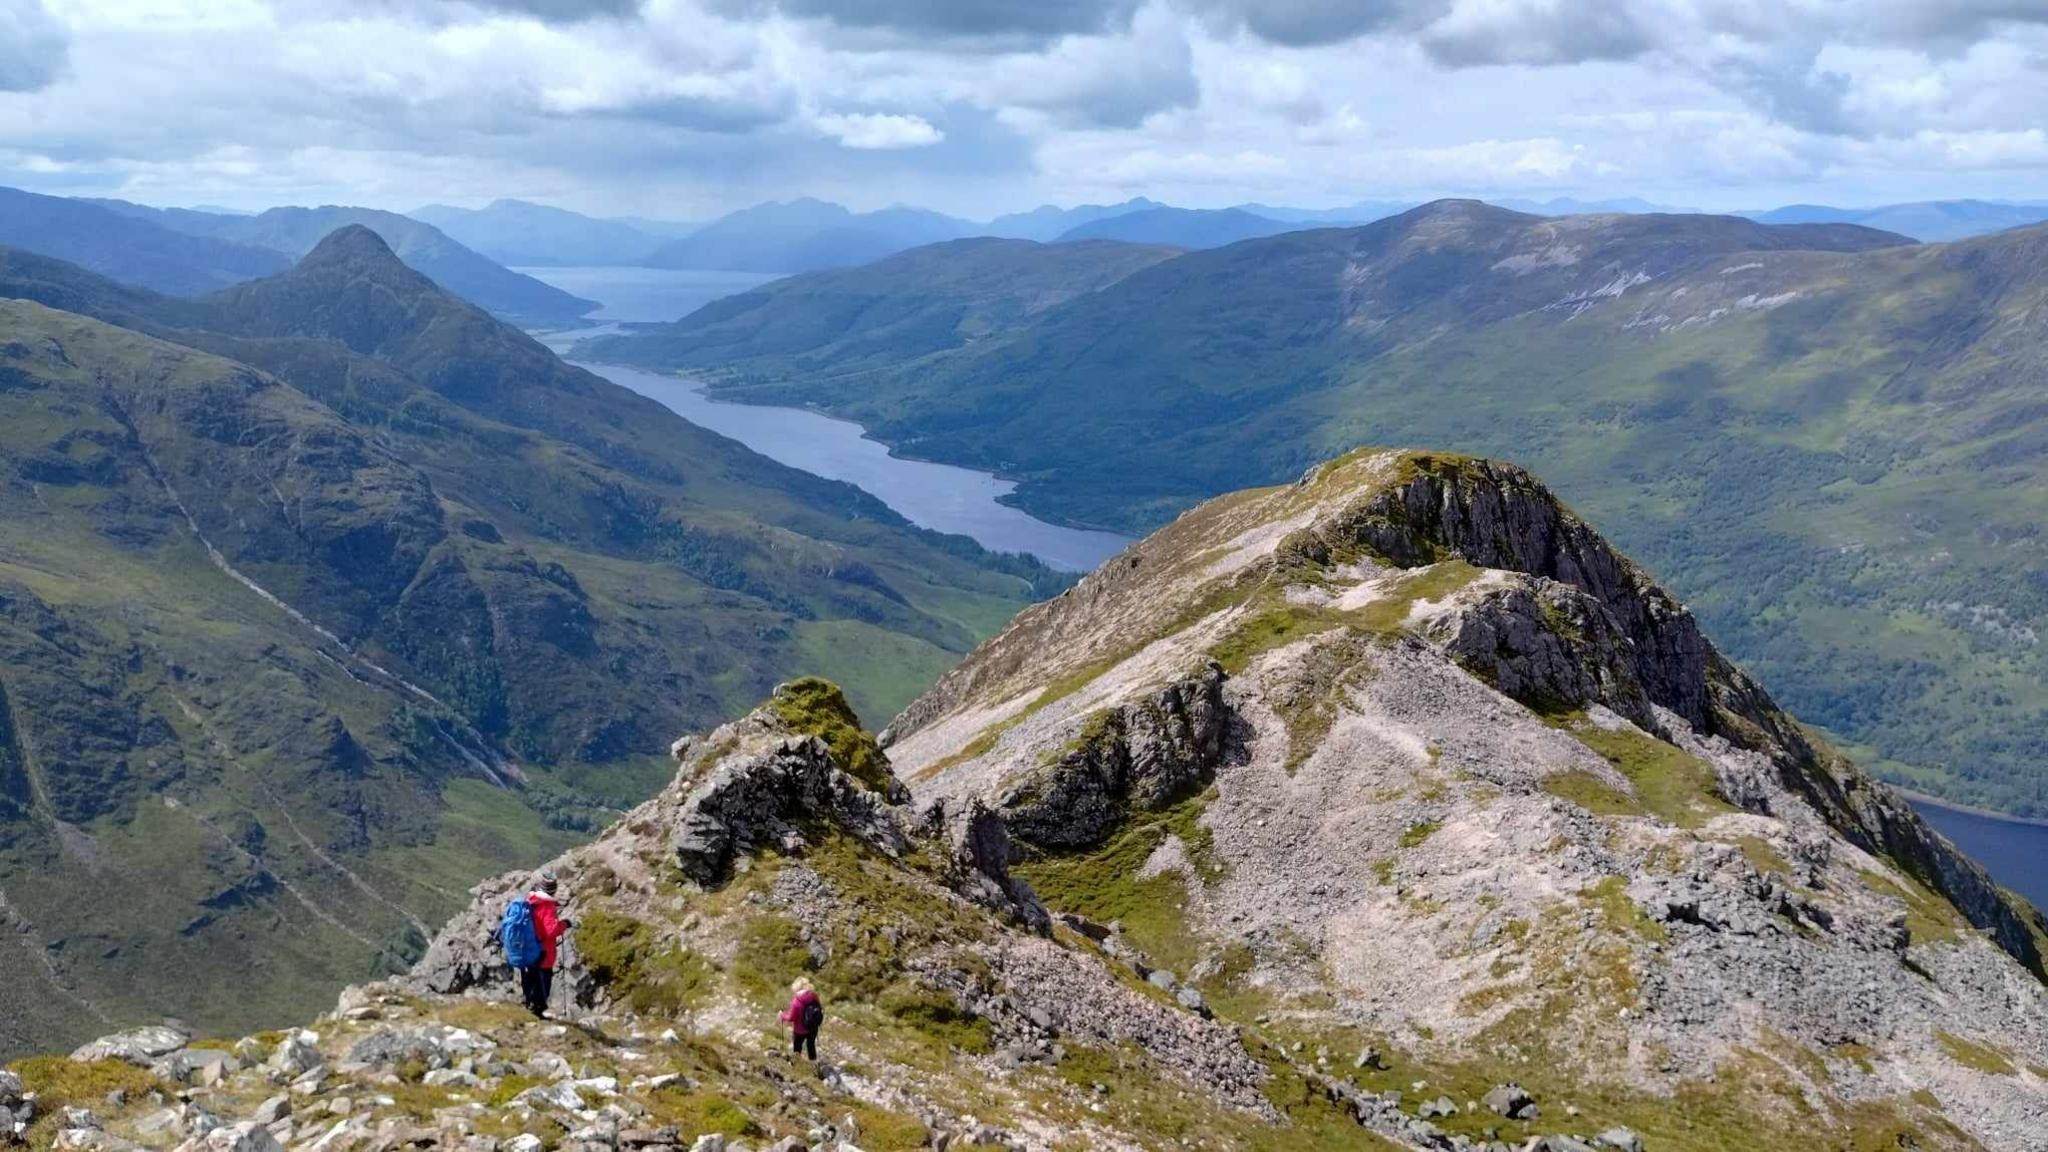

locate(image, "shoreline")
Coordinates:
554 351 1130 572
1899 787 2048 829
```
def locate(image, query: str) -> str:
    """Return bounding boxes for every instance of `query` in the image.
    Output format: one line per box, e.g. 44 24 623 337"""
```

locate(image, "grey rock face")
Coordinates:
672 735 906 887
406 869 532 1000
1339 459 1717 732
1425 578 1657 734
930 798 1051 933
999 663 1233 850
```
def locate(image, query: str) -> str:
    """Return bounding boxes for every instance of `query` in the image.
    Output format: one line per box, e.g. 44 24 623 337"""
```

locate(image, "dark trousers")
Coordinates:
791 1030 817 1061
520 966 554 1016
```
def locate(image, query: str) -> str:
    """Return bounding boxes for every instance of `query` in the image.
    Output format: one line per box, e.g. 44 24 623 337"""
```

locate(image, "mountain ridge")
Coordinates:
589 200 2048 822
9 448 2044 1152
81 198 596 323
0 186 290 295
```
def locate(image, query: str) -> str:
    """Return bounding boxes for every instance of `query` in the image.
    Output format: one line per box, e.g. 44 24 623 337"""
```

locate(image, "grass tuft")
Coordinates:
575 908 715 1017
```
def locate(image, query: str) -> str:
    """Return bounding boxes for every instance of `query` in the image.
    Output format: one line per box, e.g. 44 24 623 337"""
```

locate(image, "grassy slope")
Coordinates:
0 235 1057 1057
598 205 2048 816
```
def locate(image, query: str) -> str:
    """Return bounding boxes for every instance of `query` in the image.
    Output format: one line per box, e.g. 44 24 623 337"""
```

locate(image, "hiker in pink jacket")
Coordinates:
779 977 823 1061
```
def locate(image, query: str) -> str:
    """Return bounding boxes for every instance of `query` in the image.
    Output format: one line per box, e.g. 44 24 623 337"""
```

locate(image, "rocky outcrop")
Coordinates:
1316 456 1719 733
671 735 906 887
1327 455 2047 982
925 798 1050 933
413 681 1054 1008
1829 764 2048 980
1423 577 1659 734
997 664 1234 850
69 1025 189 1067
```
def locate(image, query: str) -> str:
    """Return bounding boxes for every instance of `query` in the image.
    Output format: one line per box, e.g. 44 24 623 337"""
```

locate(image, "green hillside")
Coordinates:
579 236 1178 375
594 201 2048 818
0 231 1058 1058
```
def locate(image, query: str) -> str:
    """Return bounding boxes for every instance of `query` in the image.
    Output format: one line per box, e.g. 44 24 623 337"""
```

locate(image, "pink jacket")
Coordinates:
780 989 820 1037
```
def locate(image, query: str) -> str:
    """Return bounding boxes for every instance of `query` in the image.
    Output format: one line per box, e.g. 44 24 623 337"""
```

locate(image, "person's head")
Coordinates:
791 977 813 996
537 868 559 895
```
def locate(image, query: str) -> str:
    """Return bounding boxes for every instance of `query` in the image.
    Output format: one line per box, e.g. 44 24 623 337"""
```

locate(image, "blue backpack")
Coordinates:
500 899 540 969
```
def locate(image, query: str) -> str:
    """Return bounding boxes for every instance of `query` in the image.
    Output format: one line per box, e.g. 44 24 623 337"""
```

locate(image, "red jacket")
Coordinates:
780 989 820 1037
527 892 567 970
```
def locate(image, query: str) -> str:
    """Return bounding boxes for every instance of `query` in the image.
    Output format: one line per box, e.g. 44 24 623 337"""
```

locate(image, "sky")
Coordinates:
4 0 2048 220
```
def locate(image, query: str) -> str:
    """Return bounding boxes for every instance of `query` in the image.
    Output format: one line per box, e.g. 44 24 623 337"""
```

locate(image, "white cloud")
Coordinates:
6 0 2048 217
813 110 943 148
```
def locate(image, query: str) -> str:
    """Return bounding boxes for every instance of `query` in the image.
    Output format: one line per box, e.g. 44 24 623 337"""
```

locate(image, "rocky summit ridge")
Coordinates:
10 450 2048 1152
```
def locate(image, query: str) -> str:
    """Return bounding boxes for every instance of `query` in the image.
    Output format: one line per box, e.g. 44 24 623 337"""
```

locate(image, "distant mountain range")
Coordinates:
590 200 2048 822
90 199 595 323
0 227 1057 1056
1 186 289 295
30 183 2048 300
412 198 682 267
462 193 2048 278
638 198 980 273
1737 199 2048 242
1054 206 1302 247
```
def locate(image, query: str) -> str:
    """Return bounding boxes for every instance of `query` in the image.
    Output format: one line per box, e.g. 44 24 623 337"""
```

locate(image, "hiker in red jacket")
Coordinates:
780 977 823 1061
523 870 571 1018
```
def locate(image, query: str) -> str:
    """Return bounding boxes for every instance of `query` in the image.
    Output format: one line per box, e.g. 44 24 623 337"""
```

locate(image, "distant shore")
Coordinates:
1900 788 2048 829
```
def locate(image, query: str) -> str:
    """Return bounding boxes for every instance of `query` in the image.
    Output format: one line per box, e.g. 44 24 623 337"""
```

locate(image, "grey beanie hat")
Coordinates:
538 868 559 893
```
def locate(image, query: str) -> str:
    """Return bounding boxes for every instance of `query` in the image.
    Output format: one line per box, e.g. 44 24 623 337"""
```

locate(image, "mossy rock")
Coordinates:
769 677 896 793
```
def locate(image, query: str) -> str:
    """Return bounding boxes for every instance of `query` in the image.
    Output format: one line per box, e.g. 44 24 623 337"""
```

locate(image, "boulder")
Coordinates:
251 1096 291 1126
151 1050 236 1087
1417 1096 1457 1119
193 1123 283 1152
70 1026 190 1066
1483 1083 1538 1120
1595 1128 1644 1152
512 1081 585 1112
265 1035 323 1079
